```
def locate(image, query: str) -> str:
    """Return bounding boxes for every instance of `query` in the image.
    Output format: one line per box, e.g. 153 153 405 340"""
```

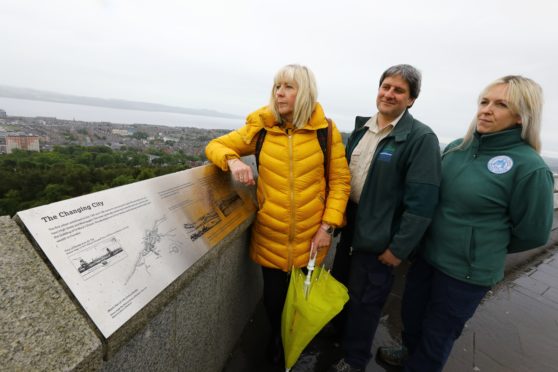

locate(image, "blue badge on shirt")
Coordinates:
487 155 513 174
378 146 395 162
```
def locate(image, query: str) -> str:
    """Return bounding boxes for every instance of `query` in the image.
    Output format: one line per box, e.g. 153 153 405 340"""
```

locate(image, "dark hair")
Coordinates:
379 64 422 99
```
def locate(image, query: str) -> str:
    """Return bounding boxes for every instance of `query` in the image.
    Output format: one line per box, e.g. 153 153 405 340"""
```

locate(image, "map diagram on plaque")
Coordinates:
70 237 128 281
125 216 184 285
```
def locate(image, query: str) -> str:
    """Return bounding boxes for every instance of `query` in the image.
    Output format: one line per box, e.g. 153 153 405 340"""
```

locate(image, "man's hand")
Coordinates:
378 248 402 267
227 158 255 186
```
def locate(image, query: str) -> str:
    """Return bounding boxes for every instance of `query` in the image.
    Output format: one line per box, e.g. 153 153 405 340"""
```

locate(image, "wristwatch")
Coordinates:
320 223 334 235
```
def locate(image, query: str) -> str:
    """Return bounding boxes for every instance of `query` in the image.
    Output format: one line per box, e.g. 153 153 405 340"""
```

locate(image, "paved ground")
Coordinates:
223 213 558 372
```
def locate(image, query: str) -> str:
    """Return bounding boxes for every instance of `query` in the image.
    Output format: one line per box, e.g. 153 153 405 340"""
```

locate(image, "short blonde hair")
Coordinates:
452 75 544 153
269 64 318 129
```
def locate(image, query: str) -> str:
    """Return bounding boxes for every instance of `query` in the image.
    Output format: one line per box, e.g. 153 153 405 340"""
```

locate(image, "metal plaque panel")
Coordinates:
17 161 256 337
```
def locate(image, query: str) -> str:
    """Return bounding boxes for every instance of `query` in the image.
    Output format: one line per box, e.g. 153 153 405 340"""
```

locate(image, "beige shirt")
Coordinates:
349 112 405 203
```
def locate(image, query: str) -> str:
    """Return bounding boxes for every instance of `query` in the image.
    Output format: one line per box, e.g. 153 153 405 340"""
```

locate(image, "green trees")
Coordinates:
0 146 197 217
132 131 149 140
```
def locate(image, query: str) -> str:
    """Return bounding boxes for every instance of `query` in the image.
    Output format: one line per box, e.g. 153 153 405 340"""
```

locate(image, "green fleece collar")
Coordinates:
473 127 524 152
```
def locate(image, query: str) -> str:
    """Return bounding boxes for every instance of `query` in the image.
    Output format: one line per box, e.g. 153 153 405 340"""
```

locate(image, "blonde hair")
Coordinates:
269 64 318 129
451 75 544 153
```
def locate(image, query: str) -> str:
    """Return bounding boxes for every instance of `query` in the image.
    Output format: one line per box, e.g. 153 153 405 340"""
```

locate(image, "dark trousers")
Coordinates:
331 201 358 333
343 252 394 369
401 258 489 372
261 267 290 338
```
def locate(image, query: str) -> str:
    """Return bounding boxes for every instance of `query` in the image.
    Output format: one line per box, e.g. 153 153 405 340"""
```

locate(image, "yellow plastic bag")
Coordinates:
281 266 349 370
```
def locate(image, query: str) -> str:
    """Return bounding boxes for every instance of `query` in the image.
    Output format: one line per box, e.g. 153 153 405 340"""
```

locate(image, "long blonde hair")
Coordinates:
451 75 544 153
269 64 317 129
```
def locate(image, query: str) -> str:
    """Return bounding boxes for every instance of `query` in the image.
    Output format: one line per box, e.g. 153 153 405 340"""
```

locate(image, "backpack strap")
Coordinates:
254 129 267 169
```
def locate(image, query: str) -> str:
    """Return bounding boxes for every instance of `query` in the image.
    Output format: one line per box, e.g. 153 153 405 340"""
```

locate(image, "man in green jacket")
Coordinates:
329 64 442 372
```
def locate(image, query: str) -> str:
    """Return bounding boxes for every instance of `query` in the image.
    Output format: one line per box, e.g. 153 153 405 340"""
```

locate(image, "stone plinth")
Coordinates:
0 216 103 371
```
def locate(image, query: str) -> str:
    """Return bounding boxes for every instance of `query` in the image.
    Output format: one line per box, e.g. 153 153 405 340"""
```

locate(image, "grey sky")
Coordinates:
1 0 557 155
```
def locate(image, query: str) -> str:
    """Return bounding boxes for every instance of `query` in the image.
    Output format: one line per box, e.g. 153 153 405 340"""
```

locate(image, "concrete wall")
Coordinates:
0 211 261 371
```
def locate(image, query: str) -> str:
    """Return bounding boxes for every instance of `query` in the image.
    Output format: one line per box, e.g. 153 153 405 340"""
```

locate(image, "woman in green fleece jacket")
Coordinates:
378 75 555 372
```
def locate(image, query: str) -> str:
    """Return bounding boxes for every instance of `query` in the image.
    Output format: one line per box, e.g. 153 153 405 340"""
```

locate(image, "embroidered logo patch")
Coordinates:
378 145 395 162
378 151 392 162
487 155 513 174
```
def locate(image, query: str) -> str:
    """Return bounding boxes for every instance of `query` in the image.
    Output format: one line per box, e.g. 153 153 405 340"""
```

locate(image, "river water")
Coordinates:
0 97 243 130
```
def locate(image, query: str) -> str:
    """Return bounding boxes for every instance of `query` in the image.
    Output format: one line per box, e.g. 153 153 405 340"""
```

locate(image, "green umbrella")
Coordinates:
281 264 349 371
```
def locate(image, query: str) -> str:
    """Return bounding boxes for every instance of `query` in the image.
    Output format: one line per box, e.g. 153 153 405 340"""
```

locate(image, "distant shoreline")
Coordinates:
0 96 242 131
0 84 242 119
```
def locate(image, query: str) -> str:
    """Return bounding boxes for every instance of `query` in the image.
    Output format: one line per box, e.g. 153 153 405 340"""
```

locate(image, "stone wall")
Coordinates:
0 215 102 371
0 210 261 371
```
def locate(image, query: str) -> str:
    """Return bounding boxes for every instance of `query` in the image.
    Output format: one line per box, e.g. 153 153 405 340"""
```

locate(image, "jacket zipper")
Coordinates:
287 130 295 269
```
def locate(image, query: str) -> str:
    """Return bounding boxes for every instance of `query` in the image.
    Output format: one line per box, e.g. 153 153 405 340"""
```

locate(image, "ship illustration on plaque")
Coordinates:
183 190 244 241
70 237 128 280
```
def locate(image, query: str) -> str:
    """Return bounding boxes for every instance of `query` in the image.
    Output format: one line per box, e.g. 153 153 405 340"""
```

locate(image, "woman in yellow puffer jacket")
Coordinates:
205 64 350 365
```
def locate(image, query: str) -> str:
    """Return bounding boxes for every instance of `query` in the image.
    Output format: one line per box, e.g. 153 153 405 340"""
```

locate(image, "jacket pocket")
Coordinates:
256 195 263 211
318 192 325 206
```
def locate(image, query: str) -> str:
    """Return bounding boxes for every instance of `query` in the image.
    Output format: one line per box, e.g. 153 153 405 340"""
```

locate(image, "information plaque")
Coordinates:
17 162 256 338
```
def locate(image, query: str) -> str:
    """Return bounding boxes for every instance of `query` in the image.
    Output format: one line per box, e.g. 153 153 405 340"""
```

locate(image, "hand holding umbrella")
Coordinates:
281 244 349 371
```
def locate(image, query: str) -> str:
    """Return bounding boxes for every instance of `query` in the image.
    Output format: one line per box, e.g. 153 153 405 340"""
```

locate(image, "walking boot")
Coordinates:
377 345 408 367
327 358 364 372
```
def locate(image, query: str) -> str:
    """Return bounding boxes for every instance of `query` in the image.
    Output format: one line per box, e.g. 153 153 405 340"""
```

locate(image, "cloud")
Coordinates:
0 0 556 151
